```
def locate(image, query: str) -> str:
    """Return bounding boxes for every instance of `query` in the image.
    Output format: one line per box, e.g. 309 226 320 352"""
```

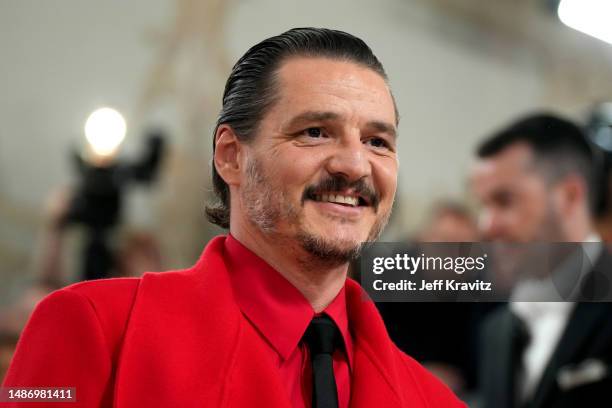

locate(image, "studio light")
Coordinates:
84 107 127 157
558 0 612 45
65 108 166 280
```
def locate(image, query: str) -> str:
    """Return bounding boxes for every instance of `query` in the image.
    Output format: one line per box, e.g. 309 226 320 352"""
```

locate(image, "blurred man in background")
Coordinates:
378 201 482 397
416 201 479 243
471 113 612 408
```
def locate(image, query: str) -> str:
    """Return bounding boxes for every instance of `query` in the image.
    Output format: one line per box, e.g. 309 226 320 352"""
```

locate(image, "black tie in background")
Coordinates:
303 315 340 408
480 310 531 408
512 314 531 408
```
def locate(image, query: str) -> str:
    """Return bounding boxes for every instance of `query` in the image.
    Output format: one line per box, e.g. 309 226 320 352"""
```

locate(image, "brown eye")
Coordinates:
366 137 390 149
306 127 322 138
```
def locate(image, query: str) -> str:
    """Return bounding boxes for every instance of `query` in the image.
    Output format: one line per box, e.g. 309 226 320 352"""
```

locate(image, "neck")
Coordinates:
230 222 348 313
563 208 594 242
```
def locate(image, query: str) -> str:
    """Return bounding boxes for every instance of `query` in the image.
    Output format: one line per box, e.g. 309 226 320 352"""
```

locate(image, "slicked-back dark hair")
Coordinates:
205 27 393 228
476 113 600 215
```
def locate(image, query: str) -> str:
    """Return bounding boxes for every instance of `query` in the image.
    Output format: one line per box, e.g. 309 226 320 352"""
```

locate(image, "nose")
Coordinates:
325 135 371 182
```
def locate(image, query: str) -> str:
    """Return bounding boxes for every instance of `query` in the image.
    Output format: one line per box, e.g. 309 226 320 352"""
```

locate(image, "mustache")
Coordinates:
302 175 380 210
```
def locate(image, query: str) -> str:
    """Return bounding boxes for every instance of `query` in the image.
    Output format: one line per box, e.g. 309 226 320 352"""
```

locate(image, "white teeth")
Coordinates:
314 194 359 206
346 197 358 206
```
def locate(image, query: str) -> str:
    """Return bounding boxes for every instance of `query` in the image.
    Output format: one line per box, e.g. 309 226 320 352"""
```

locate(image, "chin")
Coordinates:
311 224 370 244
298 233 363 264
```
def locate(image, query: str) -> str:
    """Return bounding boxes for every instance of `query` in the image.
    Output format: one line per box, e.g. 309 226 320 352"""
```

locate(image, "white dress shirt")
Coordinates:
510 233 602 401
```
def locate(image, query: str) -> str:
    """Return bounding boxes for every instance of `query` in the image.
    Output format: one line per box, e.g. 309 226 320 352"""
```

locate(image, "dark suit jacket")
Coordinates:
480 250 612 408
3 236 465 407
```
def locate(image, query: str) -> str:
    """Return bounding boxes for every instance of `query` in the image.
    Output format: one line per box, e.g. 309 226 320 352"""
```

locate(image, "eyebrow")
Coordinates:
287 111 341 126
367 120 397 139
285 110 397 138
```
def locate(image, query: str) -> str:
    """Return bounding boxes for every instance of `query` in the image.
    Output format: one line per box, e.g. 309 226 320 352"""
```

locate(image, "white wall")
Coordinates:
0 0 171 205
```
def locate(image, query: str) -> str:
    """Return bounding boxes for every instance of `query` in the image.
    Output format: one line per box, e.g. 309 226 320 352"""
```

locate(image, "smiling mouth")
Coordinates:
309 193 369 207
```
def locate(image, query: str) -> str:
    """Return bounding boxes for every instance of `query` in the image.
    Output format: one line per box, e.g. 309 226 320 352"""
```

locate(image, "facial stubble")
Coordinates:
242 157 391 265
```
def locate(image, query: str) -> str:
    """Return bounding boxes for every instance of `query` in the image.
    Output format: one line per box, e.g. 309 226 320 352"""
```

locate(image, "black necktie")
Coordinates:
511 313 531 407
303 315 340 408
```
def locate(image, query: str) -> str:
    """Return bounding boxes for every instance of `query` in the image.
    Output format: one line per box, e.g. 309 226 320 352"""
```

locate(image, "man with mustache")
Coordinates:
3 28 464 407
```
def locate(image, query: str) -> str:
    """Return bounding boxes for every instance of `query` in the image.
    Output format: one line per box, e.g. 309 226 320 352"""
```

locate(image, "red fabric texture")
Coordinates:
2 235 466 407
225 234 352 408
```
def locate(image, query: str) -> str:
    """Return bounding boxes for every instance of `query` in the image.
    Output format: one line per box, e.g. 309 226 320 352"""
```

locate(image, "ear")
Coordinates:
214 124 243 187
557 174 588 216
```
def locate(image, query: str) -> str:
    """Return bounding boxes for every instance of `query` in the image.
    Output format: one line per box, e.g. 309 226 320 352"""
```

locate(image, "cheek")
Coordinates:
265 152 320 190
372 159 398 198
516 193 549 227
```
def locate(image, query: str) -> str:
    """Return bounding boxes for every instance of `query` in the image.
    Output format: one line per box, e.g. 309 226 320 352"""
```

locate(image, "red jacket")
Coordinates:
3 236 465 407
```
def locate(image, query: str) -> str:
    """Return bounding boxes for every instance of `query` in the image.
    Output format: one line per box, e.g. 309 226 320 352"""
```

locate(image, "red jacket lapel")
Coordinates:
345 279 460 407
345 279 404 407
115 237 288 407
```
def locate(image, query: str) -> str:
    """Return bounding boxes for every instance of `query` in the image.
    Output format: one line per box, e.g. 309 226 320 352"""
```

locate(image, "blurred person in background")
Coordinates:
592 158 612 245
586 102 612 243
470 113 612 408
416 201 480 243
2 28 464 407
36 187 163 286
594 168 612 242
0 188 162 384
378 201 486 398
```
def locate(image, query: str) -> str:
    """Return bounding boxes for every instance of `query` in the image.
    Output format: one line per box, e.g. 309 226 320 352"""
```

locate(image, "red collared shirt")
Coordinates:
224 234 353 408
